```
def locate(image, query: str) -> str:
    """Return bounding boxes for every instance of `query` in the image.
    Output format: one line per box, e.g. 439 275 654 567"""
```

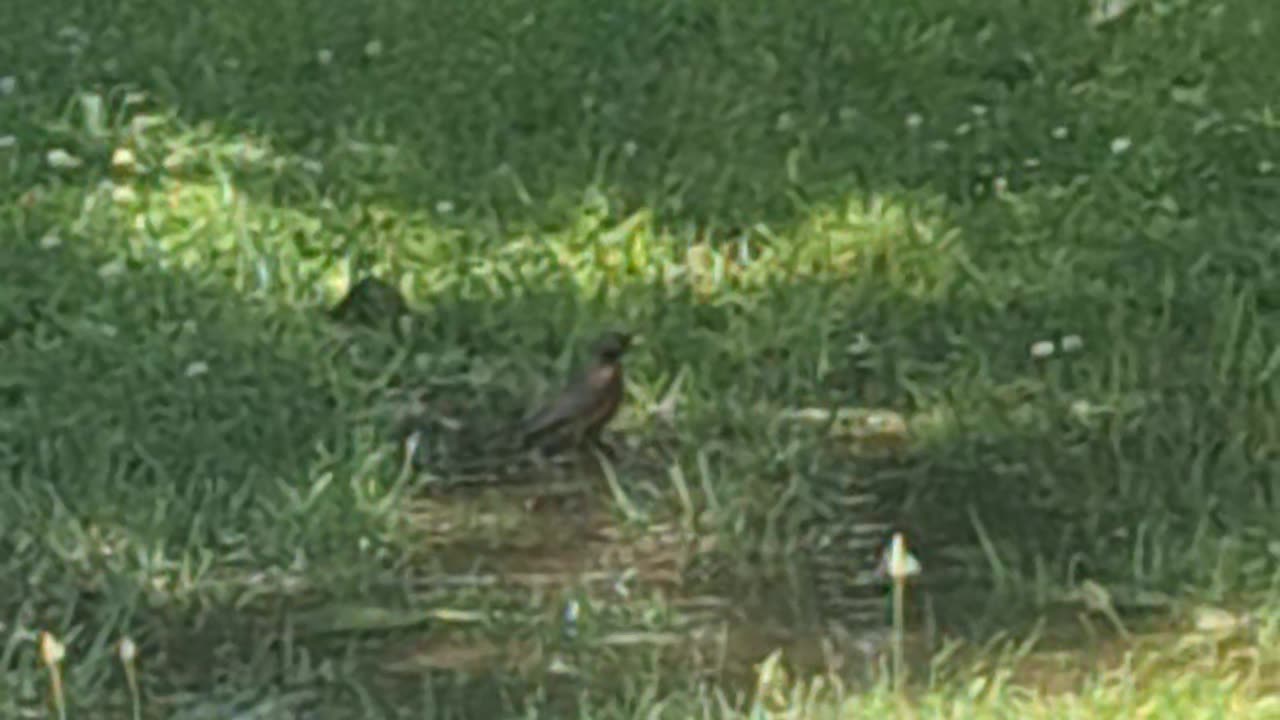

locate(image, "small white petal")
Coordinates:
1110 136 1132 155
1060 334 1084 352
185 361 210 378
1024 157 1041 168
118 637 137 663
954 122 972 136
111 147 137 169
435 200 454 214
40 233 62 249
1258 160 1275 174
316 49 333 65
111 184 137 204
39 632 65 666
0 135 15 149
622 140 638 157
905 113 923 129
47 148 82 169
1090 0 1137 26
970 104 988 117
130 114 165 133
1051 126 1070 140
98 259 126 278
364 40 384 57
1069 399 1094 420
1030 340 1056 359
993 176 1008 194
0 76 15 95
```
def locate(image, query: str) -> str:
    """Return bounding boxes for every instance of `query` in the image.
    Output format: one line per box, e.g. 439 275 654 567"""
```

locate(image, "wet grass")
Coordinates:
3 0 1280 716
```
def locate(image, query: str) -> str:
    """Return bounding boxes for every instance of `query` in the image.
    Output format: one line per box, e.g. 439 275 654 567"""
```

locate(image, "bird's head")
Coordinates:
591 331 635 362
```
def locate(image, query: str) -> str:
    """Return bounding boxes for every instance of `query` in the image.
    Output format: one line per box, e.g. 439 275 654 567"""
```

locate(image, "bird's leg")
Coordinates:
587 431 620 462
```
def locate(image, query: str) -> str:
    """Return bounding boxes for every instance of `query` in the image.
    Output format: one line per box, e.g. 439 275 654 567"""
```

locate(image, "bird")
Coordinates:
519 331 635 455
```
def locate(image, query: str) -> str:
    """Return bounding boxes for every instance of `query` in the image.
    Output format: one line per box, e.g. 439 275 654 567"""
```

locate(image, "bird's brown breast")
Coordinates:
580 363 623 431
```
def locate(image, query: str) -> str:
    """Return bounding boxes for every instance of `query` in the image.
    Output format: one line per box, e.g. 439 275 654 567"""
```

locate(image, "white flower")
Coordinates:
1069 399 1095 420
0 135 15 149
40 233 61 249
316 49 333 65
130 114 165 134
185 361 210 378
364 40 383 57
39 632 65 666
57 26 85 43
1030 340 1055 359
622 140 638 157
1024 157 1041 168
47 148 82 169
1109 136 1132 155
993 176 1008 194
1060 334 1084 352
435 200 454 214
970 104 988 117
1051 126 1069 140
1259 160 1275 174
111 147 137 170
905 113 923 129
954 122 972 136
118 637 137 663
0 76 15 95
110 184 137 204
98 259 126 277
1090 0 1137 26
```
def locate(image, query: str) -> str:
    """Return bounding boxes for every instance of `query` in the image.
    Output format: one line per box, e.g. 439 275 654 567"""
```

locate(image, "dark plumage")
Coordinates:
520 331 634 452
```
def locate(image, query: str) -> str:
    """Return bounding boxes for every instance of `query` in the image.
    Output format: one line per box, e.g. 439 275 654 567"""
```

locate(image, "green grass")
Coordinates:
3 0 1280 716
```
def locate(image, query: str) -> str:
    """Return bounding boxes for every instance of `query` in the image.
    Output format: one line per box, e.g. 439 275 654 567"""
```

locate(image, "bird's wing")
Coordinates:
520 373 598 442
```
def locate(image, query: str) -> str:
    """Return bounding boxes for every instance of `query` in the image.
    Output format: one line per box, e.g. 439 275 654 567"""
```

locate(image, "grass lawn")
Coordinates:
3 0 1280 716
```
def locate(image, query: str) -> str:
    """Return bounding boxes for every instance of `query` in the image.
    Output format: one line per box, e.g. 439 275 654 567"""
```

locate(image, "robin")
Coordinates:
520 331 635 454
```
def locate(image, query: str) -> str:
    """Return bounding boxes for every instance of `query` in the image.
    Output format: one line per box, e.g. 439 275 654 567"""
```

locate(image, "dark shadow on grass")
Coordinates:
9 0 1272 248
